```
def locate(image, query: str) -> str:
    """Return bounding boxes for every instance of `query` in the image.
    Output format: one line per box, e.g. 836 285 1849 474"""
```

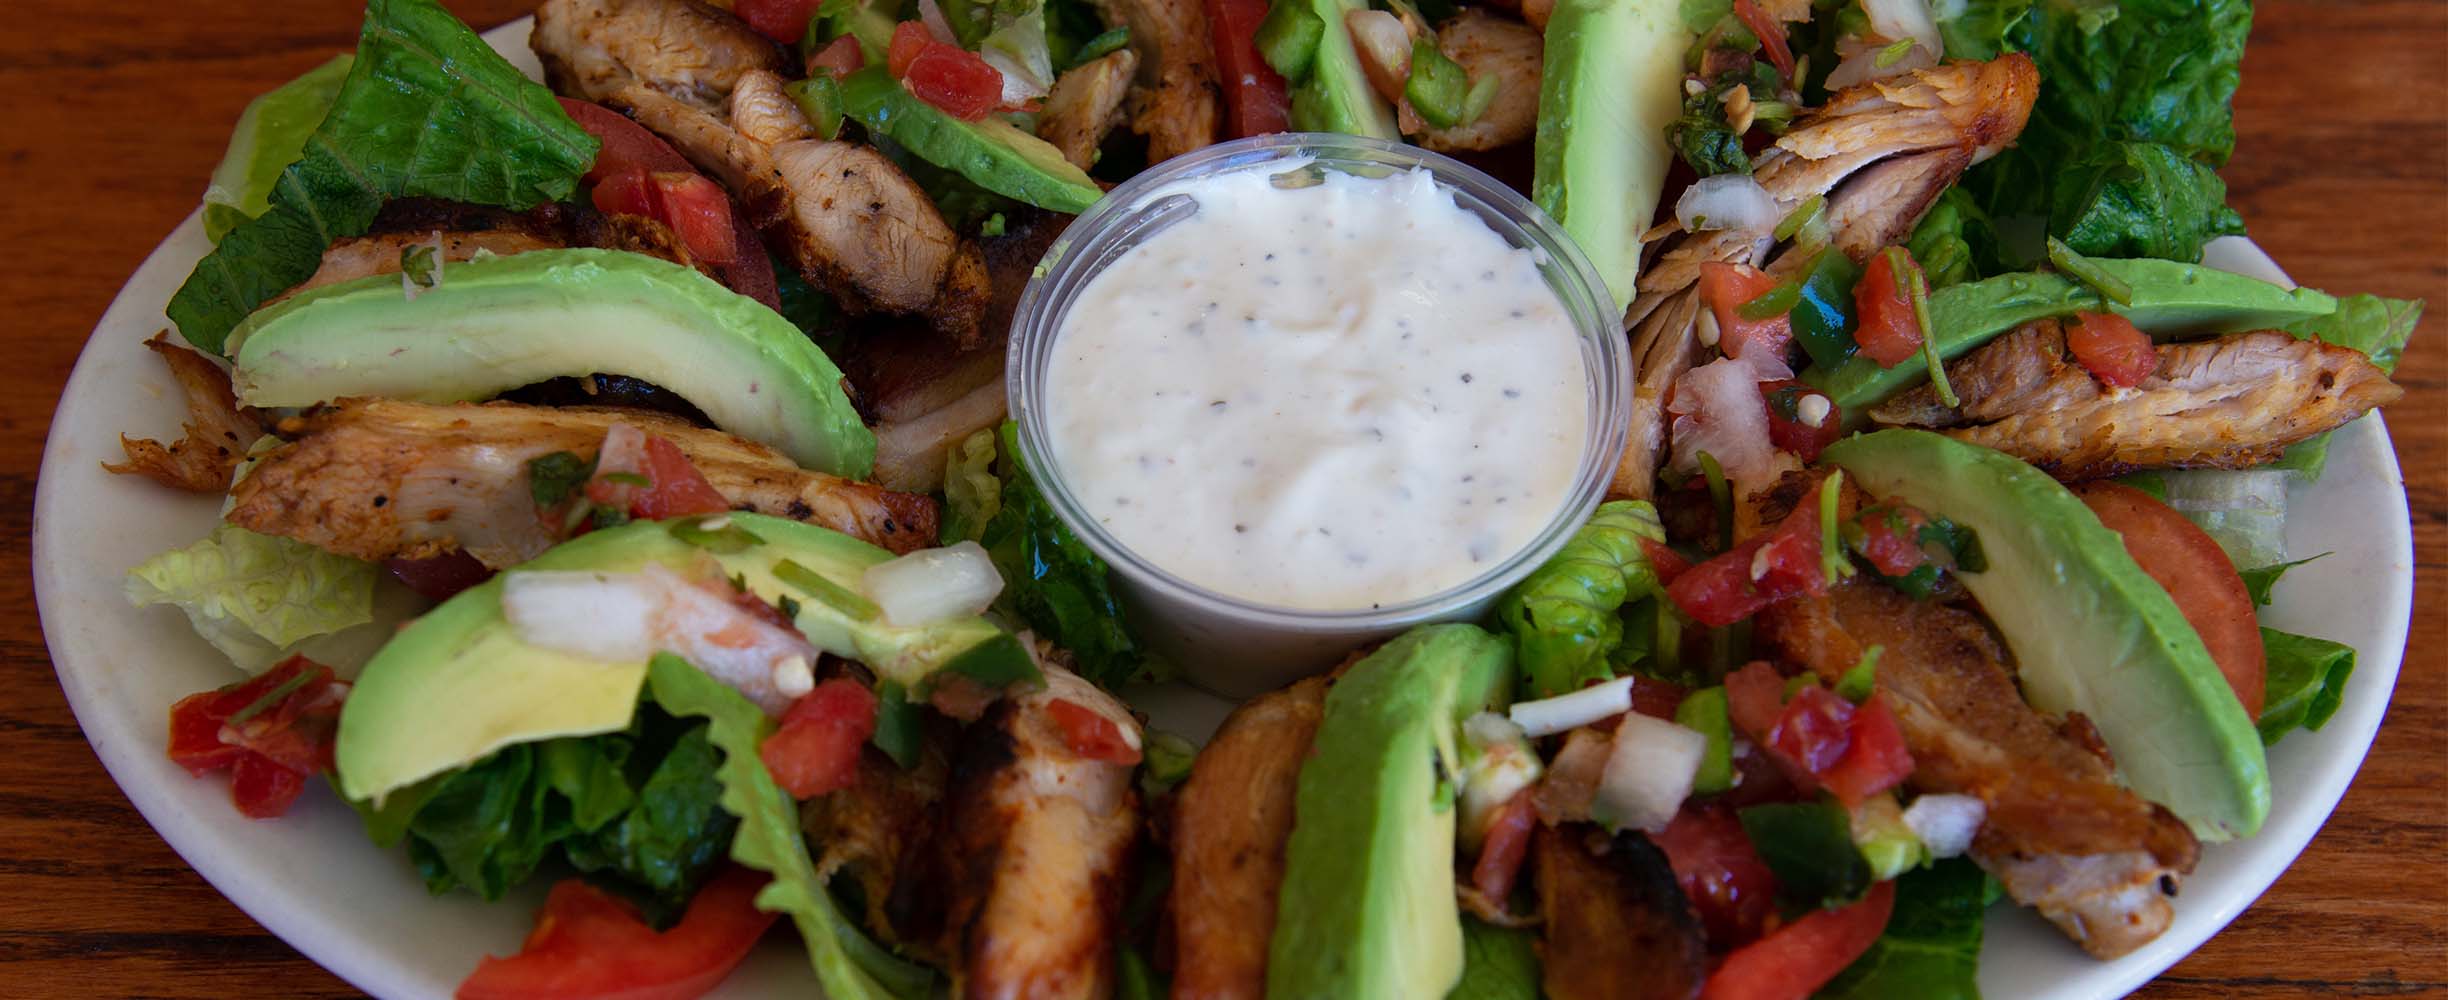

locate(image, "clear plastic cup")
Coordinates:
1006 133 1630 698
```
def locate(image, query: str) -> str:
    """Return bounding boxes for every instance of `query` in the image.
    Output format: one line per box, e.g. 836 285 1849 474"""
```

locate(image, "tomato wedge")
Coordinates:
1700 878 1895 1000
2067 310 2158 388
1850 249 1921 368
1205 0 1291 137
761 679 880 799
458 866 778 1000
1469 790 1537 904
1047 698 1141 765
2075 481 2265 717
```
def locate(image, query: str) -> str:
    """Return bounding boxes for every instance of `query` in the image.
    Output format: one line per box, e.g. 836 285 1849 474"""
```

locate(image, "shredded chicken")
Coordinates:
1535 824 1706 1000
1615 55 2039 499
1170 675 1331 1000
1038 49 1139 171
1756 577 2200 958
1869 322 2403 479
930 666 1141 999
225 399 937 567
1089 0 1222 163
1416 11 1542 154
105 333 264 493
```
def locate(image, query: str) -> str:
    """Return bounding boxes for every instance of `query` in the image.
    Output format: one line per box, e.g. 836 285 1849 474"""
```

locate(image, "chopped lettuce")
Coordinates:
978 421 1152 687
941 427 1003 543
1448 917 1541 1000
1495 501 1667 698
169 0 598 354
2257 629 2354 746
646 654 936 1000
125 523 376 672
1934 0 2034 61
2049 140 2246 261
203 54 355 243
2239 554 2324 607
1905 187 2000 290
1818 859 1990 1000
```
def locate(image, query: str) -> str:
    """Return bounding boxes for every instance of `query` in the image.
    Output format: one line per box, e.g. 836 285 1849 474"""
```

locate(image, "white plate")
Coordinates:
29 19 2415 1000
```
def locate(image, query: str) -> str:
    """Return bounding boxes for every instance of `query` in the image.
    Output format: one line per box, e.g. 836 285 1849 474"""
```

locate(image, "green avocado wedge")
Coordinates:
335 515 1031 805
1806 258 2337 417
1269 624 1513 1000
228 248 875 479
837 67 1103 214
1826 431 2268 840
1530 0 1687 312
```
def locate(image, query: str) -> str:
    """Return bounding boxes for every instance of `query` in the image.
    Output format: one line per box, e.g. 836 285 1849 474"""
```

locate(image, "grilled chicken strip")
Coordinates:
1756 577 2200 958
226 399 937 567
934 666 1142 999
806 707 961 954
1535 824 1706 1000
1416 11 1541 154
1615 55 2038 499
1170 675 1331 1000
1868 322 2403 480
1089 0 1221 163
106 334 265 493
1039 50 1139 171
536 0 990 339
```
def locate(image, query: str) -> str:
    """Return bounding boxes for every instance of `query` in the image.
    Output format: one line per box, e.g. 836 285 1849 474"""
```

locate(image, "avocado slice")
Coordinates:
228 248 875 479
1825 430 2268 840
1268 624 1513 999
838 68 1103 214
1530 0 1688 311
335 514 1031 803
1281 0 1399 138
1806 258 2338 416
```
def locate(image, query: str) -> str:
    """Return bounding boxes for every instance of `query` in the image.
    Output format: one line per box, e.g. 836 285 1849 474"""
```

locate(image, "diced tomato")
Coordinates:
166 656 347 818
1630 675 1691 721
1699 262 1793 365
1640 536 1695 584
1850 249 1922 368
808 34 866 76
1204 0 1291 138
1765 685 1853 780
386 551 495 602
1666 486 1830 628
458 866 778 1000
1818 696 1912 806
1722 661 1788 746
1046 699 1141 765
636 437 733 519
735 0 824 44
1849 504 1933 579
1655 804 1780 948
1700 878 1894 1000
760 680 879 799
2067 310 2158 388
2075 481 2266 717
1759 380 1840 462
1470 791 1537 905
1732 0 1795 80
887 21 932 77
902 42 1004 121
592 171 741 267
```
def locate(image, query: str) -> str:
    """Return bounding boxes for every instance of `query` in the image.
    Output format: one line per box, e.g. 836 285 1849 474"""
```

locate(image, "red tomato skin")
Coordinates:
1204 0 1292 138
902 44 1004 121
229 755 311 819
1666 489 1830 628
1640 536 1695 585
651 173 742 266
808 34 866 76
2067 310 2158 388
1850 250 1922 368
734 0 823 44
1850 504 1932 578
635 437 734 519
1819 696 1912 807
761 680 880 799
1767 685 1854 778
166 656 345 818
1731 0 1795 78
2075 481 2266 717
1699 262 1794 364
1723 662 1787 744
1701 879 1895 1000
1630 676 1692 721
1759 380 1841 462
887 21 931 77
1470 791 1537 904
387 550 497 602
558 98 697 180
1046 699 1142 765
1655 804 1781 948
458 866 779 1000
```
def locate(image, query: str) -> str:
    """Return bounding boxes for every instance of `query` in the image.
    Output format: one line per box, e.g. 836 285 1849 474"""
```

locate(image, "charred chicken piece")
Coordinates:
1868 321 2403 480
1535 823 1707 1000
106 334 265 493
1169 675 1331 1000
226 399 937 567
1039 50 1139 171
1088 0 1222 163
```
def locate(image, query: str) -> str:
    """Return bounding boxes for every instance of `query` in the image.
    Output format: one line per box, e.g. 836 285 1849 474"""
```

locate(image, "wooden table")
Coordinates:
1 0 2438 996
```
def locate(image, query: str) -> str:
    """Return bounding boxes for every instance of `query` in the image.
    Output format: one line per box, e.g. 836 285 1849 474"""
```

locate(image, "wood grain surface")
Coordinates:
1 1 2439 997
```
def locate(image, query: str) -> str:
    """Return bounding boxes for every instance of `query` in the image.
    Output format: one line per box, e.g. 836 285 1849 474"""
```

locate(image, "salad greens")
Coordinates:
168 0 598 354
977 421 1152 687
1740 800 1874 910
1449 917 1542 999
1818 859 1990 1000
202 54 355 244
1496 500 1669 698
125 523 375 672
2257 629 2355 746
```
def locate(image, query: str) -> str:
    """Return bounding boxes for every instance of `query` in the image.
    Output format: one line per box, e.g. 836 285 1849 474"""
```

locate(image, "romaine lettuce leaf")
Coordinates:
1935 0 2033 61
2257 629 2354 746
941 426 1002 544
1818 858 1989 1000
2282 293 2421 375
1495 500 1667 698
1449 917 1541 1000
646 654 936 1000
125 523 376 672
203 54 355 243
2049 140 2246 261
169 0 598 354
979 421 1152 687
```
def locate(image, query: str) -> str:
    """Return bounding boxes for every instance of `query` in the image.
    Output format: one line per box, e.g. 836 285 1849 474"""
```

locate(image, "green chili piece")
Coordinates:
774 558 881 622
1738 280 1801 321
2046 236 2135 306
1773 194 1826 243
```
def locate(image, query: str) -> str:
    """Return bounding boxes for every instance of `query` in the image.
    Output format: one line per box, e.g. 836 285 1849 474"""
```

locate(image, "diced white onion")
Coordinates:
1591 713 1706 834
1669 356 1796 494
1508 676 1636 737
863 540 1004 628
501 570 662 663
1902 793 1987 858
1345 10 1414 106
1824 37 1936 89
1863 0 1943 60
1675 174 1782 235
1458 712 1543 852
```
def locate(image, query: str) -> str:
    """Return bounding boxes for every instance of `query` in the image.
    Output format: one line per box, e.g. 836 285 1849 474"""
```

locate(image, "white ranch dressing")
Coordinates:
1043 164 1589 611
